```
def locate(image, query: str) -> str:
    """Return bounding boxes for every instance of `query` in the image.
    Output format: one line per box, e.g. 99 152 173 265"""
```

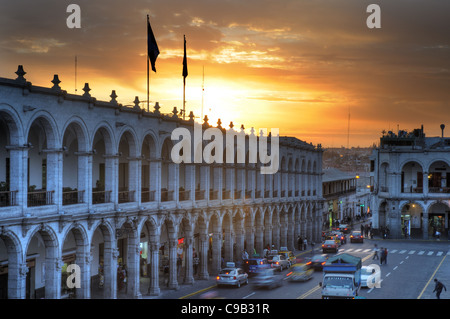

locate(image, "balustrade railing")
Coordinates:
0 190 17 207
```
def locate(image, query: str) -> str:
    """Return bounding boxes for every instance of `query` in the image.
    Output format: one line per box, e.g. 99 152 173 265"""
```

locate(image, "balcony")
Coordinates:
161 189 174 202
209 189 219 200
179 189 191 201
27 190 54 207
141 189 156 202
92 189 111 204
0 190 17 207
118 189 135 203
62 189 85 206
222 190 231 200
195 190 205 200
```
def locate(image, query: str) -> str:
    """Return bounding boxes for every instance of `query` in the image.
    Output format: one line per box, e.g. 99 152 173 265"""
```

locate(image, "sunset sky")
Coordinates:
0 0 449 147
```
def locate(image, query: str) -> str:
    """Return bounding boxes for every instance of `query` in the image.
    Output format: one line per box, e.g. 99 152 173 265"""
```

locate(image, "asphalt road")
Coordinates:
179 238 450 300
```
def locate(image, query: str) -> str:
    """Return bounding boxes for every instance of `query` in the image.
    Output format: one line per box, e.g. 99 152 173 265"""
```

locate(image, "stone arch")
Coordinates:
61 223 90 299
25 224 60 299
0 229 24 299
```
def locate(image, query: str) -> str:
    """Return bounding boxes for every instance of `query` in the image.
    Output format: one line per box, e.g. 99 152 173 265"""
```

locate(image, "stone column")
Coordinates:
75 251 91 299
8 260 27 299
45 257 63 299
264 225 272 249
45 150 63 209
223 230 233 262
199 233 209 280
254 225 264 256
183 237 194 285
148 242 160 295
168 239 179 290
7 147 27 207
211 232 222 274
128 158 141 203
126 230 141 298
104 246 118 299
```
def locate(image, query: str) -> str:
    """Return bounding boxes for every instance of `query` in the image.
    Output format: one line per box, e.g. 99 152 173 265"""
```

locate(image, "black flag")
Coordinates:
183 35 188 79
147 15 159 72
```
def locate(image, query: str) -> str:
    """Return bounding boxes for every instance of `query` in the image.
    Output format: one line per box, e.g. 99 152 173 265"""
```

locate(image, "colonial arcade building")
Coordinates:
0 66 323 299
371 126 450 239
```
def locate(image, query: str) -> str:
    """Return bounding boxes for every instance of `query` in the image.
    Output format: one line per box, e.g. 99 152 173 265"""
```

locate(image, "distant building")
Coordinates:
370 125 450 239
322 168 358 228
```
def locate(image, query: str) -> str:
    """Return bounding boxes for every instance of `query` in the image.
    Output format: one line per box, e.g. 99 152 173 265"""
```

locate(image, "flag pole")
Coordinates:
147 15 150 112
183 35 186 120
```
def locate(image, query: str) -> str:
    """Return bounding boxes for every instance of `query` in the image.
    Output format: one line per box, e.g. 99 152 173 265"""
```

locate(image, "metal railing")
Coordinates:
118 190 135 203
62 190 85 206
0 190 18 207
92 190 111 204
27 190 54 207
161 190 174 202
141 189 156 202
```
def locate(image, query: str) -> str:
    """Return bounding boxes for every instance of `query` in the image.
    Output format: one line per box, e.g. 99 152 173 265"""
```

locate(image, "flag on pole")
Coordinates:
147 15 159 72
182 35 188 79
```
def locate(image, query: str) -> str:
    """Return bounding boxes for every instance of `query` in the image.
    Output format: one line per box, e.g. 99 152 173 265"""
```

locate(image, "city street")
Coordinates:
170 238 450 300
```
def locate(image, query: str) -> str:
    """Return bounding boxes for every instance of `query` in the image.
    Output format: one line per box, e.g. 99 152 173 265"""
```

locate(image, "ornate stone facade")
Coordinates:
0 66 323 299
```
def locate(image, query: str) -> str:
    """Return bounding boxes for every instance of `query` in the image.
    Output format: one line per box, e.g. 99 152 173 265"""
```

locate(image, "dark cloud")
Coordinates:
0 0 449 147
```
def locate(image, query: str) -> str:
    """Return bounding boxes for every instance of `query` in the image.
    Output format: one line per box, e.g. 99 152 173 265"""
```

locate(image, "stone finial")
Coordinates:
110 90 118 104
203 115 209 126
250 127 255 135
15 65 26 83
217 118 222 129
240 124 245 131
82 83 91 97
133 96 140 110
229 121 234 129
172 107 179 118
188 111 195 122
154 102 160 114
52 74 61 90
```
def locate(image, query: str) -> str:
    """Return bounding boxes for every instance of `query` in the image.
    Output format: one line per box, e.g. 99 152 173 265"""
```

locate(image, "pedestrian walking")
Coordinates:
433 279 447 299
303 238 308 251
380 247 385 265
372 244 379 260
298 236 303 251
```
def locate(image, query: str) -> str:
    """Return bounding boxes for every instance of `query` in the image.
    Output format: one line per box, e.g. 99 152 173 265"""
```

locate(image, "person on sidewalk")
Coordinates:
433 279 447 299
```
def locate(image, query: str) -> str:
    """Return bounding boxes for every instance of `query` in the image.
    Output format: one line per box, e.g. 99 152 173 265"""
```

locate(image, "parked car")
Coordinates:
361 266 381 288
350 231 364 243
252 268 284 289
322 240 338 253
267 254 290 271
307 254 329 270
216 262 248 288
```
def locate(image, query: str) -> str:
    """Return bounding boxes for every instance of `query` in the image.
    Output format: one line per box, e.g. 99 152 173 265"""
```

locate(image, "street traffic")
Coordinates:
182 229 450 300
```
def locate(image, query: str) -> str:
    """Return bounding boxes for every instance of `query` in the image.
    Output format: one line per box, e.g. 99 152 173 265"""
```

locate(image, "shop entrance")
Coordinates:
429 214 445 238
401 214 411 238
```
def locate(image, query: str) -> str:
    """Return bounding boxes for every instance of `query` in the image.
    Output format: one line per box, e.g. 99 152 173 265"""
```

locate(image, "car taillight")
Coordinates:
287 272 292 276
276 262 279 265
216 276 220 280
306 261 311 265
260 261 263 265
233 276 237 280
322 262 326 265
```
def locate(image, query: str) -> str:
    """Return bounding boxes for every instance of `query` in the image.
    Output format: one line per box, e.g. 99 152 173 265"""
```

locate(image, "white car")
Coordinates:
216 262 249 288
361 266 381 288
